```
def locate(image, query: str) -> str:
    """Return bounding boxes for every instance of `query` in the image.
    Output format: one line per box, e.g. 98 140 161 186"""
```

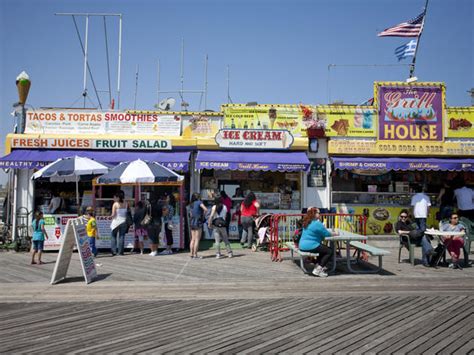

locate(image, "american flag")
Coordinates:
378 12 425 37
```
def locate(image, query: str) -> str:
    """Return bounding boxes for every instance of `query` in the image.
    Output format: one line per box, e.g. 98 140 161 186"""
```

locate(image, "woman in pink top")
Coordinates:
239 191 260 248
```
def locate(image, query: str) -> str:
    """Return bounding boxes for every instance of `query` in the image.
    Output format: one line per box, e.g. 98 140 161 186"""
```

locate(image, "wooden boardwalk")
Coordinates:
0 248 473 353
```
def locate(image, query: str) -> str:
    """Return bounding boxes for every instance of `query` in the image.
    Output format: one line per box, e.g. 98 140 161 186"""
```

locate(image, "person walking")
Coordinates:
110 192 128 256
31 211 49 265
160 193 176 255
220 190 232 234
437 180 455 221
189 193 208 259
208 196 233 259
84 206 99 257
133 201 147 255
410 186 431 232
240 192 260 249
147 195 163 256
299 208 338 277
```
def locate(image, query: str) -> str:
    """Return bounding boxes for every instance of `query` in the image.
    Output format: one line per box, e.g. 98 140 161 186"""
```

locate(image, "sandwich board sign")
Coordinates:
51 217 97 284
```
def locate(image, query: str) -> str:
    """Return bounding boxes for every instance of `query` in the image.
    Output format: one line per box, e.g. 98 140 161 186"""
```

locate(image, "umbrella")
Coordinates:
96 159 184 184
32 156 109 205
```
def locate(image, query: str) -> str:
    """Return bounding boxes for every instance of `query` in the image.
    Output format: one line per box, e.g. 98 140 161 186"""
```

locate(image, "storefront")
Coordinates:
192 104 317 239
0 109 222 249
325 82 474 234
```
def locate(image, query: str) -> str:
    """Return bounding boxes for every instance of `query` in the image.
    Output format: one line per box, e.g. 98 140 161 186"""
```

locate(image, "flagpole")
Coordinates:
409 0 429 78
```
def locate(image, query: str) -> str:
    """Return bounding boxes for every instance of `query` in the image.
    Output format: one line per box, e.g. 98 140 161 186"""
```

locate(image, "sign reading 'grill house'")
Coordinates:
215 129 294 149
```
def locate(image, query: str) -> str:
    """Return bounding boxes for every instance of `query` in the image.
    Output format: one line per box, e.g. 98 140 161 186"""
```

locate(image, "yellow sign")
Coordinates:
446 108 474 138
328 139 474 156
317 107 376 137
222 104 308 137
336 205 438 235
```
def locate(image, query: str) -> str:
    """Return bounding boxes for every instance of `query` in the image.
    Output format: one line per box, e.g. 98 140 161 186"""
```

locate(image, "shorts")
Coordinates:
135 227 147 242
147 224 161 244
190 217 203 231
32 240 44 251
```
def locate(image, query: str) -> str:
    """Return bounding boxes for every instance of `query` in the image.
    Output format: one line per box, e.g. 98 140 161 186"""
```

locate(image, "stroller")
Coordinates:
251 214 273 252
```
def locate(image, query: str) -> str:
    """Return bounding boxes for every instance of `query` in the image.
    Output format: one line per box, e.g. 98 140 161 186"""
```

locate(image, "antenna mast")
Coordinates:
156 38 208 112
55 12 122 109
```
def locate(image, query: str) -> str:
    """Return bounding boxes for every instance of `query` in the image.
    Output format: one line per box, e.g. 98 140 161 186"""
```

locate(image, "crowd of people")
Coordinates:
29 182 473 274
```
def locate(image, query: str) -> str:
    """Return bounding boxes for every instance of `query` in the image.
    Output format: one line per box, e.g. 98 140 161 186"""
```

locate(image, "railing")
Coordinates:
269 213 367 261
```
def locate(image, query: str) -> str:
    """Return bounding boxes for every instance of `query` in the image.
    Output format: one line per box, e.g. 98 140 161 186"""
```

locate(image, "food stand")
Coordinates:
327 82 474 234
92 161 186 249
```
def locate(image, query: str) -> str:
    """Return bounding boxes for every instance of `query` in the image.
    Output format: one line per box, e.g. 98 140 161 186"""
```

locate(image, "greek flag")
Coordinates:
395 40 417 61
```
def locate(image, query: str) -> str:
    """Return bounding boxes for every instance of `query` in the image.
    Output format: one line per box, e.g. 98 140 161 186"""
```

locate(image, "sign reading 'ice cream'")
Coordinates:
215 129 294 150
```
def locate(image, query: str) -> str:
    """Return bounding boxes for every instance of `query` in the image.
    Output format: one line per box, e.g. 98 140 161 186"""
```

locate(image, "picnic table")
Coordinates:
326 229 390 274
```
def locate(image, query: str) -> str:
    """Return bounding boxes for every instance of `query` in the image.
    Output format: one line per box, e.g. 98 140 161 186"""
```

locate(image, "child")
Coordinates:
31 211 49 265
84 206 99 257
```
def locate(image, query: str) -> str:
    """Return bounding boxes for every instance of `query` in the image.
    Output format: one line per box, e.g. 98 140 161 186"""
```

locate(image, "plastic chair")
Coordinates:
398 232 418 265
459 217 473 252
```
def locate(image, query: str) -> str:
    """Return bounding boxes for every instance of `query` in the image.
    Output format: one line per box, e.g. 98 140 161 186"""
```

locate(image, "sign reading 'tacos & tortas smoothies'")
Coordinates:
377 83 444 141
215 129 294 149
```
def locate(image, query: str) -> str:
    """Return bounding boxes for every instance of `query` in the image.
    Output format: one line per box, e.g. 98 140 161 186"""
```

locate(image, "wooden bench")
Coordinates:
286 241 319 274
349 241 391 273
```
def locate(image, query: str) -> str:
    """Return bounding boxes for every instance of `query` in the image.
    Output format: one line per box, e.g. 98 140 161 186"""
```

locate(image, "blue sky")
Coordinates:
0 0 472 183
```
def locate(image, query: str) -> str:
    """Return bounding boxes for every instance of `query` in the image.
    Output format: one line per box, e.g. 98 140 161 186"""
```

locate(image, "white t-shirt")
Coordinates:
49 197 62 213
411 193 431 218
454 187 474 210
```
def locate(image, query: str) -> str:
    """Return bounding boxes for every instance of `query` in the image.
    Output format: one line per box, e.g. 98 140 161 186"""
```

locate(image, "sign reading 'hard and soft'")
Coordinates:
215 129 294 149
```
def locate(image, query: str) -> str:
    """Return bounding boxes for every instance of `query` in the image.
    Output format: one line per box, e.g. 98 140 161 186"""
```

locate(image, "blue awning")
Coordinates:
0 150 191 172
196 150 310 172
332 157 474 171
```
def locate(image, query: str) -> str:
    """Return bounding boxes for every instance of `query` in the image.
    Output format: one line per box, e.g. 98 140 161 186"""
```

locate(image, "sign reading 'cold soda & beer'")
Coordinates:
215 129 294 149
378 84 443 141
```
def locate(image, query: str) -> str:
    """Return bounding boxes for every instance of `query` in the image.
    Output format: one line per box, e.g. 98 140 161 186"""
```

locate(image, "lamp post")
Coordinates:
9 71 31 242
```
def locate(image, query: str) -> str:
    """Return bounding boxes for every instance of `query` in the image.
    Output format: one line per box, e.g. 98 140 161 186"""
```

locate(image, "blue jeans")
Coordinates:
111 223 127 255
421 235 433 264
240 216 254 247
88 237 97 257
415 218 427 232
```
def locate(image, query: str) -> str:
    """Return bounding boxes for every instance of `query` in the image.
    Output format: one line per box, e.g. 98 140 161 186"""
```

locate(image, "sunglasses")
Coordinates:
451 216 459 219
400 215 408 218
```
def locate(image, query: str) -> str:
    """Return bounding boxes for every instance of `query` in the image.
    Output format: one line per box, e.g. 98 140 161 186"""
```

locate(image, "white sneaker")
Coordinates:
228 253 233 258
159 250 169 255
216 254 223 259
312 265 328 278
149 251 158 256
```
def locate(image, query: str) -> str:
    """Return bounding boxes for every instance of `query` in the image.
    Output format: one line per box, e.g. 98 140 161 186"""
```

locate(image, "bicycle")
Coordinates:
14 207 32 252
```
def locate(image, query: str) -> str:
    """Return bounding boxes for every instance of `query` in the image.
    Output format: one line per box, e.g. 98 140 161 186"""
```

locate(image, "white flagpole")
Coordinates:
409 0 429 78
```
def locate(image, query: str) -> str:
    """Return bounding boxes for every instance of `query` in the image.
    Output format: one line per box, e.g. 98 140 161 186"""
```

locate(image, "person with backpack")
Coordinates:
208 196 233 259
31 211 49 265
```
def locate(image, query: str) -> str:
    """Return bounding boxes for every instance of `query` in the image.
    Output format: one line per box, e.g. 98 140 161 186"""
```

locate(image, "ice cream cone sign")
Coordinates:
16 71 31 105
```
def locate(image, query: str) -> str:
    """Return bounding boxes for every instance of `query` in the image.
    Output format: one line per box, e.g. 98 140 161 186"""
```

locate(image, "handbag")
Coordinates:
212 217 226 228
126 206 133 228
141 214 152 226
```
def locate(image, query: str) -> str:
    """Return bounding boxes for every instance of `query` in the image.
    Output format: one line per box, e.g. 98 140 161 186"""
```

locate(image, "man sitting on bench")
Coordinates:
299 207 338 278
